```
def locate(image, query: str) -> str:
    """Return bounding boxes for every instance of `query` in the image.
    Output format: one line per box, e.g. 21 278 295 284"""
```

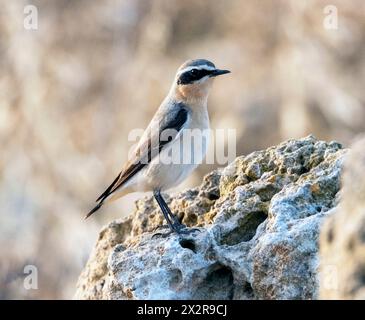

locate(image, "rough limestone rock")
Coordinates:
75 136 346 300
320 136 365 299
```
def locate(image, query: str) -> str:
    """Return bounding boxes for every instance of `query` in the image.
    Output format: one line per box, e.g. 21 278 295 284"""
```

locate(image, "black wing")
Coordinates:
85 104 189 218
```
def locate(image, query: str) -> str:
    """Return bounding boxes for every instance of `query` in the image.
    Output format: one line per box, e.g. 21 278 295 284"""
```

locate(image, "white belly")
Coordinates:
132 108 210 191
144 126 209 190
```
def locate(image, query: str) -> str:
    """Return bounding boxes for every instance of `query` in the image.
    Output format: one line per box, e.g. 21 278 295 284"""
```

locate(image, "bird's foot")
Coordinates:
151 223 201 239
173 223 201 236
151 224 173 239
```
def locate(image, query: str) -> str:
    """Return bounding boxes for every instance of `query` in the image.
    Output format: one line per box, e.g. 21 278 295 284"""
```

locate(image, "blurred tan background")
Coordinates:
0 0 364 299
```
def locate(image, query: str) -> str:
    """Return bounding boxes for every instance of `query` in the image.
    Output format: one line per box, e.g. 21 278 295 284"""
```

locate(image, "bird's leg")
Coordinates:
153 190 177 232
157 195 202 234
158 193 184 227
153 190 201 236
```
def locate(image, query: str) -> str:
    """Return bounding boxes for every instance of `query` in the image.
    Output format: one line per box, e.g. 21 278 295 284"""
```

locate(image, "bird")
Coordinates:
86 59 230 234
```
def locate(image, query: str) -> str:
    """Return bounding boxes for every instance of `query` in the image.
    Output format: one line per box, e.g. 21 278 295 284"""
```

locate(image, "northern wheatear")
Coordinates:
86 59 230 234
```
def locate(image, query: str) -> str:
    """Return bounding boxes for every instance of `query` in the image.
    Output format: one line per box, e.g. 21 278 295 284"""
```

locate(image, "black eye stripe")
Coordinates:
177 69 212 85
191 69 211 79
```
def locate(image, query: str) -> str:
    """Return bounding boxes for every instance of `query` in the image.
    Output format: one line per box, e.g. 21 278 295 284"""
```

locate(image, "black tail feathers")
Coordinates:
85 201 103 220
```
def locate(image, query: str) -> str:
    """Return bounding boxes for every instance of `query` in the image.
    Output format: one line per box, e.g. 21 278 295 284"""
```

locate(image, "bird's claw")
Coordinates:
151 224 170 239
151 223 202 239
174 224 202 235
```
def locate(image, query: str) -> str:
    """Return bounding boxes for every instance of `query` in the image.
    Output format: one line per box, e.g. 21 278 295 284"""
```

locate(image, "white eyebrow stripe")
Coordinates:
177 65 216 76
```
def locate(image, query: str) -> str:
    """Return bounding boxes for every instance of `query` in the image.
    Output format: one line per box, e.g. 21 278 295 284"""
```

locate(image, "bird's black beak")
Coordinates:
210 69 231 77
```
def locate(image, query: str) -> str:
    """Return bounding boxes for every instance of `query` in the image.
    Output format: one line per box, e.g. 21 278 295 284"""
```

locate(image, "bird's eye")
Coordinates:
190 69 197 74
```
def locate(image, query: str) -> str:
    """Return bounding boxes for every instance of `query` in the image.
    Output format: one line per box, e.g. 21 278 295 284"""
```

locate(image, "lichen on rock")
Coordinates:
75 135 346 300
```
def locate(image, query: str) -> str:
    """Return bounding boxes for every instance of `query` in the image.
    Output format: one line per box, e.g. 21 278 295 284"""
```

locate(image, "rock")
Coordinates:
75 135 346 300
320 136 365 299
